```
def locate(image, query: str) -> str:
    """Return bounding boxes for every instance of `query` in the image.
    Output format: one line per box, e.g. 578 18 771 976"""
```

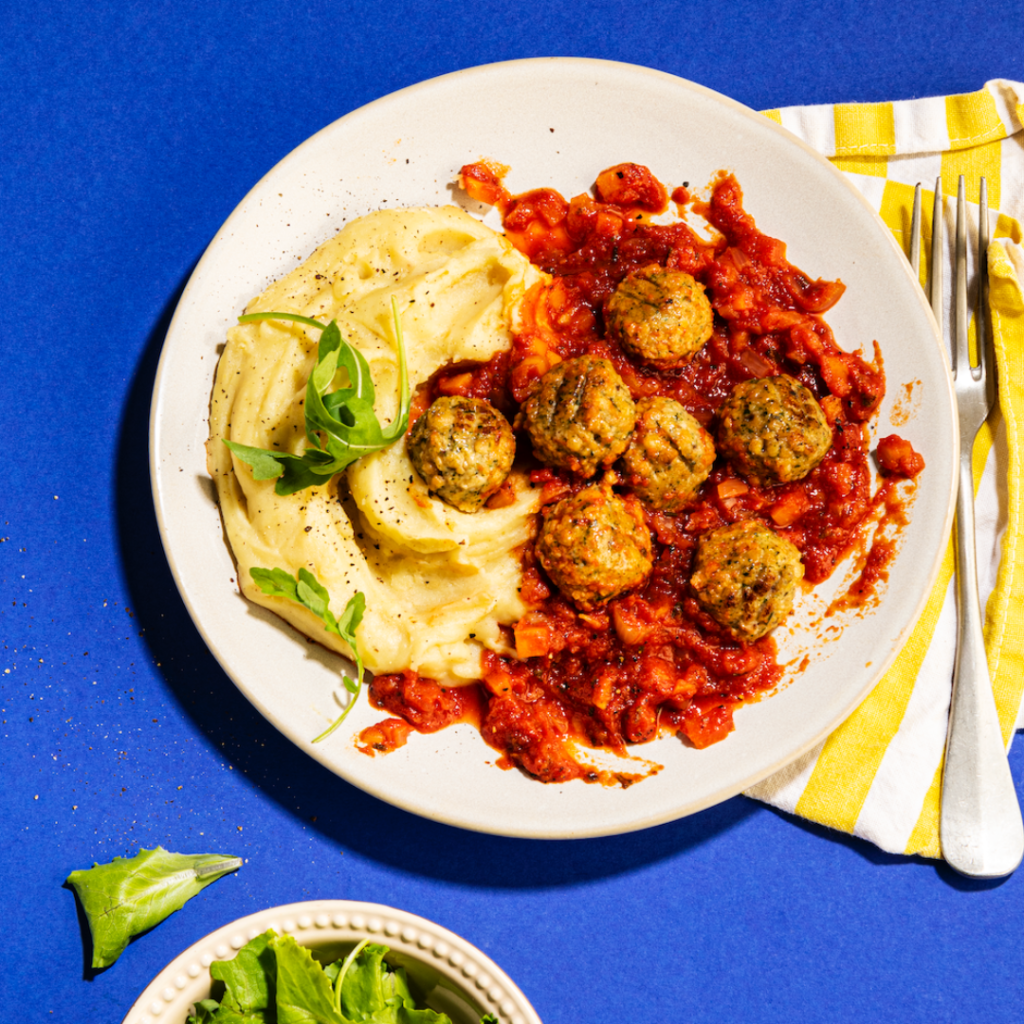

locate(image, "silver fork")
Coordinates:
911 176 1023 877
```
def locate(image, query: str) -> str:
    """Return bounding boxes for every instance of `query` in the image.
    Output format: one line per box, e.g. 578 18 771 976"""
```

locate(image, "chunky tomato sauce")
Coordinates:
361 162 923 784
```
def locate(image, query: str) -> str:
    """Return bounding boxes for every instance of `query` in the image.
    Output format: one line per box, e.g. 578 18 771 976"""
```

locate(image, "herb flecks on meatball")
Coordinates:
536 484 653 611
690 519 804 643
605 265 714 366
620 396 716 513
407 395 516 513
521 355 636 477
716 374 832 486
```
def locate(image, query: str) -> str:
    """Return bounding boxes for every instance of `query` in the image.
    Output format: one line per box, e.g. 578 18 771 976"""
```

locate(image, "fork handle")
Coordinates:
940 456 1024 877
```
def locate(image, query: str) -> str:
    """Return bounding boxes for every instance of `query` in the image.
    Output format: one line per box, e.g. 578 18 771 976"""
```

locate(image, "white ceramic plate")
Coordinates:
151 58 956 839
120 900 542 1024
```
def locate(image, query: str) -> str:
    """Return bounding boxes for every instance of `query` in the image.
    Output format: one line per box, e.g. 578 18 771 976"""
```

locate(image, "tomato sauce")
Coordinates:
361 162 924 784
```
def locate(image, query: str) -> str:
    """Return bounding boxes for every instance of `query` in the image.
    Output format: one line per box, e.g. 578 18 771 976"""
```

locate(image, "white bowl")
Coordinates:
151 57 956 838
121 900 542 1024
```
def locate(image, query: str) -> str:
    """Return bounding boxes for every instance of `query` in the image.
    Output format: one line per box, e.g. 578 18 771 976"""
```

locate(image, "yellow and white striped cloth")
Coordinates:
746 80 1024 859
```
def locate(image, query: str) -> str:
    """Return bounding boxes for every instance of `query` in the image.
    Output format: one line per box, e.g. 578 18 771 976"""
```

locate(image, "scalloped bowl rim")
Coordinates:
121 899 543 1024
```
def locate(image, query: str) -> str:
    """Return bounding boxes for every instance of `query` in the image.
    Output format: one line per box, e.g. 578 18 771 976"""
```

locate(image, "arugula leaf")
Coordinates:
336 941 395 1020
66 846 241 969
249 566 366 742
335 943 449 1023
397 1006 456 1023
210 930 277 1016
188 998 266 1023
223 299 410 496
220 441 296 483
273 934 350 1024
185 999 223 1023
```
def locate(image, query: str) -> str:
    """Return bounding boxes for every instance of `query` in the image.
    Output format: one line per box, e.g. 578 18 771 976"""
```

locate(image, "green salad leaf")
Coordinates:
209 930 276 1018
188 932 498 1024
223 299 410 496
66 846 241 969
249 566 366 742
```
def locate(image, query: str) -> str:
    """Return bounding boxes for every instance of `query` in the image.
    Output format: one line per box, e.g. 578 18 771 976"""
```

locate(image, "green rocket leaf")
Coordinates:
66 846 241 968
249 567 366 741
223 299 410 496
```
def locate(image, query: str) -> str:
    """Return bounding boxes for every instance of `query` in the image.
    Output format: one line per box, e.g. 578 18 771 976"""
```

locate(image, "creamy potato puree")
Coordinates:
208 206 547 685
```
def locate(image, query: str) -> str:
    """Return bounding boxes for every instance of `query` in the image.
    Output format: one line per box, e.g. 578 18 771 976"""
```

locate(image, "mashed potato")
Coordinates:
208 206 547 684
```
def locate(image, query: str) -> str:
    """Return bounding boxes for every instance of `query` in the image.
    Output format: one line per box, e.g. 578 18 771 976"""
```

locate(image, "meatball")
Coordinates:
521 355 636 477
407 395 515 513
605 265 714 366
690 519 804 643
716 374 832 485
620 397 716 512
536 484 653 610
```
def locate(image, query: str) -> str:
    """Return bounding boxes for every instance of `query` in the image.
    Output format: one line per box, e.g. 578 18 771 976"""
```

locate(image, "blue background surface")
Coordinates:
4 2 1024 1021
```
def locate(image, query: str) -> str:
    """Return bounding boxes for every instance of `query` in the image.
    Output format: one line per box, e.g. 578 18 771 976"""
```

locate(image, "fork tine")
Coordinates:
955 175 970 379
978 178 994 394
910 183 922 278
930 176 945 334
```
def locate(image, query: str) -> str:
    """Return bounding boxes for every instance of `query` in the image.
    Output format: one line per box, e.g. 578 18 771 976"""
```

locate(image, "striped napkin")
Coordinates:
745 80 1024 859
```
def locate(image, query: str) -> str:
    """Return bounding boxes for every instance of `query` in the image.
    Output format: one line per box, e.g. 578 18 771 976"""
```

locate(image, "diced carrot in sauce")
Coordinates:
877 435 926 477
514 616 554 659
594 163 669 211
459 159 510 207
770 489 811 527
357 718 414 756
717 479 750 500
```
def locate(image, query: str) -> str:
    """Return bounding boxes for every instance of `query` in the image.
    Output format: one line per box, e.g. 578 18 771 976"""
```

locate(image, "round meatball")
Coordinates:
407 395 515 513
605 265 714 366
521 355 635 477
536 485 653 610
620 397 716 512
690 519 804 643
716 374 832 485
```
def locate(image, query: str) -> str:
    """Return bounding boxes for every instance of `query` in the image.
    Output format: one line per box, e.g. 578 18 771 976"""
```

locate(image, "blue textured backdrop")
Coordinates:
4 2 1024 1021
